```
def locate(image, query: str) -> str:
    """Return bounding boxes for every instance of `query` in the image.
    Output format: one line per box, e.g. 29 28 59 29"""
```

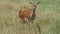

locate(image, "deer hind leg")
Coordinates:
19 18 21 23
19 18 26 24
24 18 33 23
19 18 23 23
24 18 29 23
19 18 28 24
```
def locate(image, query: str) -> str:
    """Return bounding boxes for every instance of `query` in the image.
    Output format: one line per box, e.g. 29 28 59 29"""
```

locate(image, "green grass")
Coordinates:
0 0 60 34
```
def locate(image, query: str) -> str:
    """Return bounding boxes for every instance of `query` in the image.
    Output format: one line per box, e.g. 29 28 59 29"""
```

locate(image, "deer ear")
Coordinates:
29 1 33 4
36 2 40 5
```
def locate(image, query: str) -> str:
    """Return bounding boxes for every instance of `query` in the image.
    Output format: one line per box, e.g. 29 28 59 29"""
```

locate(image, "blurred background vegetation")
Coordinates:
0 0 60 34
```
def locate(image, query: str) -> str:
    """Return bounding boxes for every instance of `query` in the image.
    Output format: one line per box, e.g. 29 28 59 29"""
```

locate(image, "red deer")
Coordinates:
19 1 40 23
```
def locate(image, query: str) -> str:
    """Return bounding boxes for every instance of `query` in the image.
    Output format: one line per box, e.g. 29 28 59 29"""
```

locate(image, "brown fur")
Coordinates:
19 7 32 20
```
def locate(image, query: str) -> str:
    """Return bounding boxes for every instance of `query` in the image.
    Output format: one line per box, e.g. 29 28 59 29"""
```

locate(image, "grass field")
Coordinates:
0 0 60 34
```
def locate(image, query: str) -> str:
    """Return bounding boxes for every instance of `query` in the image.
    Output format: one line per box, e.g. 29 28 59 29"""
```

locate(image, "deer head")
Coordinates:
29 1 40 10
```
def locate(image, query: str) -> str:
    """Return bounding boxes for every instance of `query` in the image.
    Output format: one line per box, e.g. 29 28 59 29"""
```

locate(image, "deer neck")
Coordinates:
32 8 36 14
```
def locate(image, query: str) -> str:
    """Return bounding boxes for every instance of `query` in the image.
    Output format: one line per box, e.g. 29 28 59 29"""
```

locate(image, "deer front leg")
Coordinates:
19 18 22 23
